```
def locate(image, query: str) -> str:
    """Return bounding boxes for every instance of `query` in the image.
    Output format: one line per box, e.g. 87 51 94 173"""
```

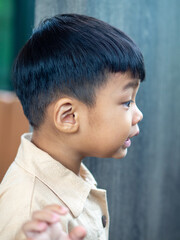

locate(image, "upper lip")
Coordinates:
129 131 140 139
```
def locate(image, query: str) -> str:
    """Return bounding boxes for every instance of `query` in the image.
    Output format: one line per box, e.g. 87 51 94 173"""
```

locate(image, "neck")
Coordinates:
31 130 83 175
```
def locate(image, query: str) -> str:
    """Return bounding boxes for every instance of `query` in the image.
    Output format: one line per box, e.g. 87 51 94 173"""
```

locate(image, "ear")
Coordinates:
53 98 79 133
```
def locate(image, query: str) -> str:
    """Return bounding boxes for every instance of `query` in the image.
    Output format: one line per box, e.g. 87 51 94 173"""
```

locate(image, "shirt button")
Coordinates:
102 215 107 228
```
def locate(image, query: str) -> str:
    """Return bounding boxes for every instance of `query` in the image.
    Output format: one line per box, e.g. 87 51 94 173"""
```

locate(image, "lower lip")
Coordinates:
123 138 131 148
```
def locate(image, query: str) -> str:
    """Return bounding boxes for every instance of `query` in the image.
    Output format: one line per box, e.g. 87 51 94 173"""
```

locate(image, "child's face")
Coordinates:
83 72 143 159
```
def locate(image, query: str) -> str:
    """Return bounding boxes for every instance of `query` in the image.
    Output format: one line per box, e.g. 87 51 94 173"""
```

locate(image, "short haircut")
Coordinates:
13 13 145 129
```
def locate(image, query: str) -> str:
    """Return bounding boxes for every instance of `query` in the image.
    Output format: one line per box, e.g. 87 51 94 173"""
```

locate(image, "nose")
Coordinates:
132 105 143 126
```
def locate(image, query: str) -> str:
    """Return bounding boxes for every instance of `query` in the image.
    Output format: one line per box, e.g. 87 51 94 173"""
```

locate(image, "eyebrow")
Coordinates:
123 80 139 90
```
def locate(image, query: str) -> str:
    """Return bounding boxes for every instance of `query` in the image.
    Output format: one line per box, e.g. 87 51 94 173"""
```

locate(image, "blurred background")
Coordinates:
0 0 34 90
0 0 180 240
0 0 34 180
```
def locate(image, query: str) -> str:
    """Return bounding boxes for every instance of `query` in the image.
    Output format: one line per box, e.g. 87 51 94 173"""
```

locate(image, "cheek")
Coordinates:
85 112 132 158
118 116 132 138
88 106 131 139
101 113 131 144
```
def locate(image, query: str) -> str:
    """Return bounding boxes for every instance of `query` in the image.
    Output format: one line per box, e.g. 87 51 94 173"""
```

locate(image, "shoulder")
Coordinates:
0 161 36 217
0 161 35 202
0 161 35 239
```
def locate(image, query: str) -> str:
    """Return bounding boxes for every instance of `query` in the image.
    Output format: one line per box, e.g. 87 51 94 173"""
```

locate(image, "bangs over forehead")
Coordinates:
33 14 145 83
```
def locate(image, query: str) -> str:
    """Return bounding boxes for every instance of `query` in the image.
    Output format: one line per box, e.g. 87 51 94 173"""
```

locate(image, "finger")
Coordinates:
43 204 69 215
69 226 87 240
23 220 48 234
32 209 62 223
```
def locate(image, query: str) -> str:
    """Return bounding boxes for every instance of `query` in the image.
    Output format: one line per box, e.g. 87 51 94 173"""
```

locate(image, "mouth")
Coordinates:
123 138 131 148
123 131 140 149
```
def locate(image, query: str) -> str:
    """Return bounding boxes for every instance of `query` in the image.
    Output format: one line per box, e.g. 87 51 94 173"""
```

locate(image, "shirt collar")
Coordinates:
15 133 97 217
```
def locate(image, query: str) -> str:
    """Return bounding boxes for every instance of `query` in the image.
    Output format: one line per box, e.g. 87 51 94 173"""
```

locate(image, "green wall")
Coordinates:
0 0 14 90
0 0 35 90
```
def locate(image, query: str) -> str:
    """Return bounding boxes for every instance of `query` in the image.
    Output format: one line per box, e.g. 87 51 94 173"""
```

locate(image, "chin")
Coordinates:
112 148 128 159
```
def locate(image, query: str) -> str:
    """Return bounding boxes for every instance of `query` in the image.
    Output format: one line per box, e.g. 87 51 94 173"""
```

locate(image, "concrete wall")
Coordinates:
34 1 180 239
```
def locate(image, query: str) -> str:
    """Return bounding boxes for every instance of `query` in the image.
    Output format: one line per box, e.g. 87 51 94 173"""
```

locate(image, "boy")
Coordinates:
0 14 145 240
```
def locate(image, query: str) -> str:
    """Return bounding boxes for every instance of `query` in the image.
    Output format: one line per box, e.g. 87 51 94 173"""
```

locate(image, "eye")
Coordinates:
123 100 134 108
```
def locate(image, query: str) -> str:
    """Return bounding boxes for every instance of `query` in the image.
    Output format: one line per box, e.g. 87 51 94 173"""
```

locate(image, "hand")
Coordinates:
23 204 86 240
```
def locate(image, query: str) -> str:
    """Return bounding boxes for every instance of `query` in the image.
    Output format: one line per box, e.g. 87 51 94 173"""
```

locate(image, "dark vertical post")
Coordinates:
13 0 35 61
34 1 180 239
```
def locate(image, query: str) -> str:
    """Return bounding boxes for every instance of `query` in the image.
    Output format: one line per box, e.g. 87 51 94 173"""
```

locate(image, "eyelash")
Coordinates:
123 100 134 108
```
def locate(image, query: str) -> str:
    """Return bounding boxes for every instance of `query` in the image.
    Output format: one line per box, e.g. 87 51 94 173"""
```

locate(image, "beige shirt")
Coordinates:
0 133 109 240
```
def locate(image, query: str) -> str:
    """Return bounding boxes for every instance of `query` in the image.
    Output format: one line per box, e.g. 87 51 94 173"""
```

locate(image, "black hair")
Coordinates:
13 13 145 129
